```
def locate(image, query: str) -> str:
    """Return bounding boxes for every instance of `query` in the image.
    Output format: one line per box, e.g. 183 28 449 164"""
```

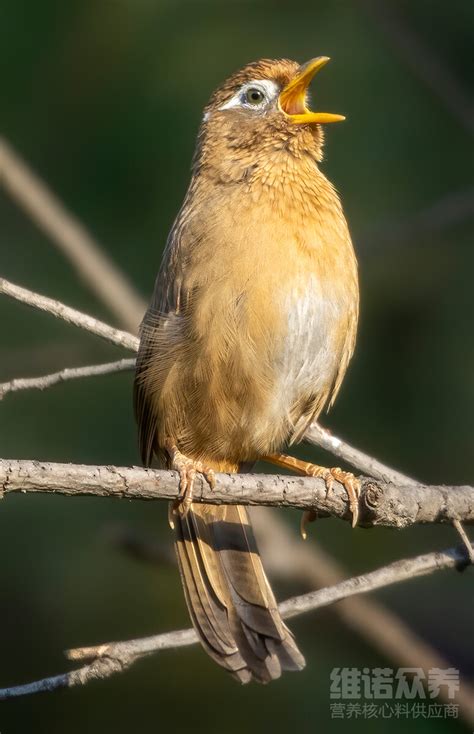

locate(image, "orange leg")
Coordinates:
165 439 216 527
263 453 361 538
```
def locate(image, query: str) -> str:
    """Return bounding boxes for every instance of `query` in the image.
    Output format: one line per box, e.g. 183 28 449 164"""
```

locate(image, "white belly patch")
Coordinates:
272 275 344 424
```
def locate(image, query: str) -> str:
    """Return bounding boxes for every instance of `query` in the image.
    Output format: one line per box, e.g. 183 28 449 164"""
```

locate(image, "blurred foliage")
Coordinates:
0 1 472 733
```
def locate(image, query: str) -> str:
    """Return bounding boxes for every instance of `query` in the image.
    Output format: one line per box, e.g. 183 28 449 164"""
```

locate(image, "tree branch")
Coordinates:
0 543 470 702
0 358 136 400
1 458 473 527
0 277 139 351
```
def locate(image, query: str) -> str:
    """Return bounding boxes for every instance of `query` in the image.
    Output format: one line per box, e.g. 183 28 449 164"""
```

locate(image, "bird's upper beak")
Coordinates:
279 57 345 125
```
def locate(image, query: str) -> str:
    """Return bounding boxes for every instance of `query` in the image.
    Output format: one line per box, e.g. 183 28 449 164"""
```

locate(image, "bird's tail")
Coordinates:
173 484 305 683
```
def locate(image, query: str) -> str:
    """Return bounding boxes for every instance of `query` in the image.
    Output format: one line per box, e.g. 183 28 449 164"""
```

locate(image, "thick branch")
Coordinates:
0 543 470 702
1 459 472 527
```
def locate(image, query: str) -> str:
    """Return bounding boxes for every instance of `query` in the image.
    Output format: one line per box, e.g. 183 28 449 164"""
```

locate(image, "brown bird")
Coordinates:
134 57 359 683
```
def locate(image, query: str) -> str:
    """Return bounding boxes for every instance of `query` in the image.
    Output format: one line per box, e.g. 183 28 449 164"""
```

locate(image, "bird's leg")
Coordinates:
165 439 216 527
263 453 361 538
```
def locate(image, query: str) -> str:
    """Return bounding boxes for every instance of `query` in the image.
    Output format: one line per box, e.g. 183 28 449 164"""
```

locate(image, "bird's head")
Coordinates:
197 57 344 177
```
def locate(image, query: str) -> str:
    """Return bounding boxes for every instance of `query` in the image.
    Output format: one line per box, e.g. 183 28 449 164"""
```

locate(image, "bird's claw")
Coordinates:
326 467 361 528
300 510 318 540
301 465 361 539
165 442 216 528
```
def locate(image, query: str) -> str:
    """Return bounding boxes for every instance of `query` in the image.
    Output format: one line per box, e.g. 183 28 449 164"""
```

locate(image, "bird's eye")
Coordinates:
244 87 265 106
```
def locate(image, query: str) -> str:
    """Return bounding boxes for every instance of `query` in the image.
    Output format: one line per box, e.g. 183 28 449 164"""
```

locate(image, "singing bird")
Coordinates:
134 57 359 683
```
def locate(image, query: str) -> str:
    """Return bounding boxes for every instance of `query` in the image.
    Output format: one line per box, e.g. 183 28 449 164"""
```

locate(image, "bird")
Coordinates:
134 56 359 684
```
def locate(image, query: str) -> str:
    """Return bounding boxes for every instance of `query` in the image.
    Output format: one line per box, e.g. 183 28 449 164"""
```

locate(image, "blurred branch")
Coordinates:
1 458 473 527
361 1 474 134
0 358 136 400
0 543 470 702
0 137 146 333
362 188 474 251
0 277 139 351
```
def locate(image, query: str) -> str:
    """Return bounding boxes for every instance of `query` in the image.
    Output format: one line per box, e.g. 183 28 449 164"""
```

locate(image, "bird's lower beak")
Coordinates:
279 57 345 125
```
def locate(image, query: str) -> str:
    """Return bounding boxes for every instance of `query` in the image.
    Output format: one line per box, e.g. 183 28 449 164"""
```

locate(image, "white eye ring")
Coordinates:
219 79 279 112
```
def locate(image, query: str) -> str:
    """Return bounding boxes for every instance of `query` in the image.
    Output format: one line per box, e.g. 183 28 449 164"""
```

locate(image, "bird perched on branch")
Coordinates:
134 57 359 683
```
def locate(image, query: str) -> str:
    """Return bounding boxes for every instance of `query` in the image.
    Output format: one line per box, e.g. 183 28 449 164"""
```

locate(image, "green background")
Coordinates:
0 1 472 732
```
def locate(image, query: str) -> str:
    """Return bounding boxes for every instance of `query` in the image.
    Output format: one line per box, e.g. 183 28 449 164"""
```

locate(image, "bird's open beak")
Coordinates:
279 57 345 125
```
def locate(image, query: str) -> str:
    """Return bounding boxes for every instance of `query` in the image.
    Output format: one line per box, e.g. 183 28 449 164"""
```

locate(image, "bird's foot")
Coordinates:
262 453 360 539
300 465 361 538
165 440 216 528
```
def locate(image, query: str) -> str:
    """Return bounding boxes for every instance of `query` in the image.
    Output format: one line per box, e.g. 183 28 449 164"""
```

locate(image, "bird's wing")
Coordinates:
133 216 188 465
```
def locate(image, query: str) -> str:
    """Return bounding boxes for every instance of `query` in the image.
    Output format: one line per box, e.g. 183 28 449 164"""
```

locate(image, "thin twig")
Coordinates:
0 277 139 352
0 137 146 333
1 458 473 527
0 543 470 703
0 358 136 400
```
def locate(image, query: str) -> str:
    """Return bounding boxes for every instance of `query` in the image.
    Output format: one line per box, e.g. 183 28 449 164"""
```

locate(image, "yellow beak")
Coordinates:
279 57 345 125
